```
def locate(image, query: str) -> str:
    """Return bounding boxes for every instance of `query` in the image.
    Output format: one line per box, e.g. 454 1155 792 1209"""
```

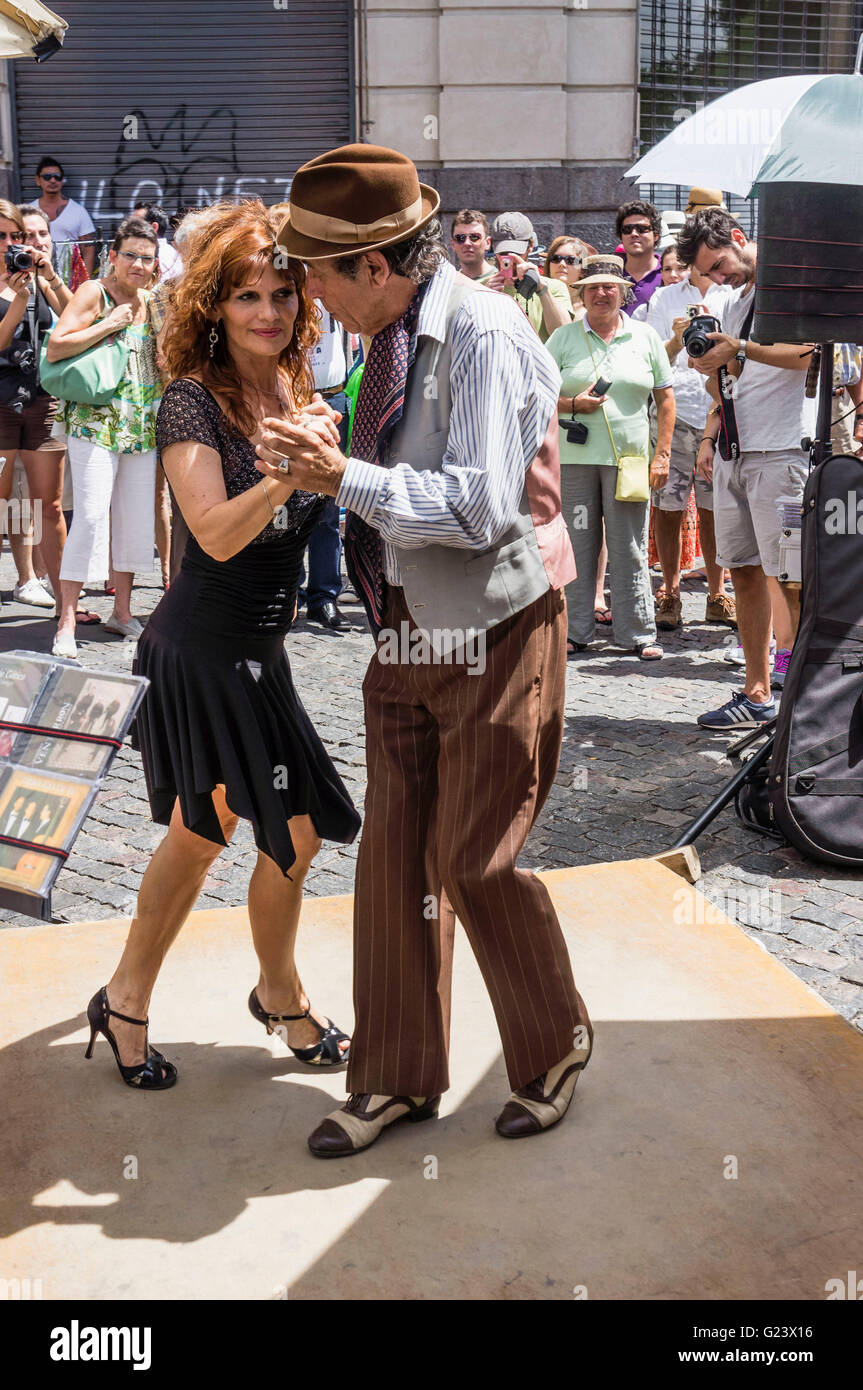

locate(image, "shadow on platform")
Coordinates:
1 860 861 1300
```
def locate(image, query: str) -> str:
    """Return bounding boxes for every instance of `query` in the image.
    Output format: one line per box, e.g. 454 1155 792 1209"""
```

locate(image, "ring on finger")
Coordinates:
277 458 291 474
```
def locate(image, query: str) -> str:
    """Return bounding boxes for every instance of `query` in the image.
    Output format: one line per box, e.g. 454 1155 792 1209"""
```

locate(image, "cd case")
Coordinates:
0 652 149 921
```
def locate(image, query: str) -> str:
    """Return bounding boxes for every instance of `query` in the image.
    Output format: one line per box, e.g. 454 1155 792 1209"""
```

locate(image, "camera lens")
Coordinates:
5 245 33 274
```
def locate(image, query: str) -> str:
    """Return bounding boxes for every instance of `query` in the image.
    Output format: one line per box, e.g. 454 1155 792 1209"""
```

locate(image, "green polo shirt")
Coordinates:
545 315 672 466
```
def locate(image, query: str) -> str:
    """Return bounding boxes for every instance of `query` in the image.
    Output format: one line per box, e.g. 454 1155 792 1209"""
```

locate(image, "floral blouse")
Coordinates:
60 287 161 453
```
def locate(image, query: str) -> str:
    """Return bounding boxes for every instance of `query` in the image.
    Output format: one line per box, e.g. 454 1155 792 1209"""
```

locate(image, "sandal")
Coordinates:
84 986 177 1089
248 988 350 1067
634 642 664 661
75 609 101 625
567 639 588 656
594 607 613 625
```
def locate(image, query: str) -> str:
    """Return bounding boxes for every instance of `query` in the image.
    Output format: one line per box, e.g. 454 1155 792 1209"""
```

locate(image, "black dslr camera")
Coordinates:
5 244 33 274
682 309 721 358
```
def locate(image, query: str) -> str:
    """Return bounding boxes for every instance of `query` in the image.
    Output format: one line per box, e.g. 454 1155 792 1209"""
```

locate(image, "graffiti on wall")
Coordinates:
71 105 294 220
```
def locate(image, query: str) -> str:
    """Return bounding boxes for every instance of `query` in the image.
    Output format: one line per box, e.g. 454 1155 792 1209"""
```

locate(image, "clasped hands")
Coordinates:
255 393 347 497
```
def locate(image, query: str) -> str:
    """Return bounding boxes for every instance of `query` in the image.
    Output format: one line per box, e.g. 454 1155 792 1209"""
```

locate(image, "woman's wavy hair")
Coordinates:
0 200 26 238
160 200 318 437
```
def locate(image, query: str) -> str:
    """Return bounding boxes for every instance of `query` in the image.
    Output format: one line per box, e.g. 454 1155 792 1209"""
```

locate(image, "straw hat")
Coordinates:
578 256 629 289
276 144 440 261
685 186 728 214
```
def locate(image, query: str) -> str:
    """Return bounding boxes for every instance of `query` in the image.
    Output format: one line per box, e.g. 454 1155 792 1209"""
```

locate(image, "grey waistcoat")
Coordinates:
383 275 551 649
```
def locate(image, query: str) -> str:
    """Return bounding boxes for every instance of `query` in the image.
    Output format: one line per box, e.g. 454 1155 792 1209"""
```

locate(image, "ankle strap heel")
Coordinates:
84 987 178 1090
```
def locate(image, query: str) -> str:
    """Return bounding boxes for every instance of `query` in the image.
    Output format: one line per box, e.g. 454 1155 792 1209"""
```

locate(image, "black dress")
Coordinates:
132 377 361 875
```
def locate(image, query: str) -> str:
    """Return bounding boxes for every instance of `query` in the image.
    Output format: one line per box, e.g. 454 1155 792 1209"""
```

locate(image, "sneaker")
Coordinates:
13 578 55 608
771 648 792 691
656 592 682 630
705 592 737 627
51 631 78 660
723 637 776 666
103 614 144 639
697 691 776 729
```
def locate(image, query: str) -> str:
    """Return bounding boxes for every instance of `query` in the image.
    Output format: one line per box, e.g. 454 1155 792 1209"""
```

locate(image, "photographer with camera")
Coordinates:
484 212 572 343
645 255 735 632
546 259 674 659
0 199 72 609
677 209 815 725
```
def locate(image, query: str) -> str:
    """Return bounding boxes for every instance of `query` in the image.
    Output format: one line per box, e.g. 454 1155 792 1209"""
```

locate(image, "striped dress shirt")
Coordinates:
336 260 562 585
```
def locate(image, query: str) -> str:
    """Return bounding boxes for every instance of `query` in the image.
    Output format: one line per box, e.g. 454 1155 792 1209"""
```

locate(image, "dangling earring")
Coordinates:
209 324 219 358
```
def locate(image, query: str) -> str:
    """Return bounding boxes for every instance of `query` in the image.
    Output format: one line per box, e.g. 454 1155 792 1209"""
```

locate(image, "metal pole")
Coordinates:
814 341 835 467
670 732 776 849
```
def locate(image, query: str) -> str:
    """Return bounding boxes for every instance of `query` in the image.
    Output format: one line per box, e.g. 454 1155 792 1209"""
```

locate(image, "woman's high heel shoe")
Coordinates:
248 989 350 1067
84 987 178 1089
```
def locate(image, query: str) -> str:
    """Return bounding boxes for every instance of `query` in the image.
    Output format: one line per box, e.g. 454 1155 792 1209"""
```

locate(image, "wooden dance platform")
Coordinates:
1 855 861 1301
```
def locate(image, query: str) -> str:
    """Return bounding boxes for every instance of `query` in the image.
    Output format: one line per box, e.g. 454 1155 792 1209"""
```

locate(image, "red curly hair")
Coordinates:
159 200 319 437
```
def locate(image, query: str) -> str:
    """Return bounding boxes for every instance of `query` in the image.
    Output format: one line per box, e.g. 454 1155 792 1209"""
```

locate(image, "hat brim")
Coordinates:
276 184 441 261
578 274 629 289
493 240 530 256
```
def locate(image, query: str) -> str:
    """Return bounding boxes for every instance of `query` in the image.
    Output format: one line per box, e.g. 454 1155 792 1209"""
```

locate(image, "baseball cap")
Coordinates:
492 211 535 255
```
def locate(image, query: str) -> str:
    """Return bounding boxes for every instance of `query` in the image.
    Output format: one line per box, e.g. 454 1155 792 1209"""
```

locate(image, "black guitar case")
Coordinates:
769 453 863 866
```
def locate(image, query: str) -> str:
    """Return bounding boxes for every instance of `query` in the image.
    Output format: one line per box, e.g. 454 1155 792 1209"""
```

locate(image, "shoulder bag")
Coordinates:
39 283 131 406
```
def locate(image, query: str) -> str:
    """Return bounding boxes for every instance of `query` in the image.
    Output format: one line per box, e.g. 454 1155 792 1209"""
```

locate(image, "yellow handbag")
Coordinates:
582 322 650 502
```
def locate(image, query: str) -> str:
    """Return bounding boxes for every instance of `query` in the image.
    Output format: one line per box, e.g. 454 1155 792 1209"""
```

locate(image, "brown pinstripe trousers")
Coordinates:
345 583 592 1098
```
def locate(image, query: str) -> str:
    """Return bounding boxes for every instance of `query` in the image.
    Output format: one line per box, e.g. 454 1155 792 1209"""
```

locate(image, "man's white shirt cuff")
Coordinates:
336 456 387 523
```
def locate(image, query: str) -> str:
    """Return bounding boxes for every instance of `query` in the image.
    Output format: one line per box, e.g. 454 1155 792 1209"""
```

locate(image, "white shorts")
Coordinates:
712 449 808 578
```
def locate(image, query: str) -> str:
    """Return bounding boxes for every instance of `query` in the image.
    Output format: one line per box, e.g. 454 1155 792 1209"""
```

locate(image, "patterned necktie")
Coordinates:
344 288 422 633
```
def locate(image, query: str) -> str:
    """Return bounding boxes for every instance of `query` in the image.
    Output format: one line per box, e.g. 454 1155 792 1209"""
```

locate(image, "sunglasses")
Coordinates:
550 254 581 266
453 232 484 244
622 223 652 235
40 173 63 182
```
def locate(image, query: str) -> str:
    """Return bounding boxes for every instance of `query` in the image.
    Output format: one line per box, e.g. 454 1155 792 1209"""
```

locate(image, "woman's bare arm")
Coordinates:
160 439 296 562
44 281 131 362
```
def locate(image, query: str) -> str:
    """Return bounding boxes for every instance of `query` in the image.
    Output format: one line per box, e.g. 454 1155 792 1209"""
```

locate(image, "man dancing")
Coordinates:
257 144 593 1156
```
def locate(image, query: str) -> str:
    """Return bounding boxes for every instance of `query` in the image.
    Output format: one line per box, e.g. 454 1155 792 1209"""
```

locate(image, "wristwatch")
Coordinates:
536 280 549 297
735 339 748 367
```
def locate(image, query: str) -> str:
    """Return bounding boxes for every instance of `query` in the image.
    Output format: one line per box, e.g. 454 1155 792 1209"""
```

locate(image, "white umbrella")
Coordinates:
626 58 863 197
0 0 66 61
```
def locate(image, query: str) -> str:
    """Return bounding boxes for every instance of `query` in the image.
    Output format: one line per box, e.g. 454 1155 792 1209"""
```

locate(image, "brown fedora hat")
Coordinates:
277 144 440 261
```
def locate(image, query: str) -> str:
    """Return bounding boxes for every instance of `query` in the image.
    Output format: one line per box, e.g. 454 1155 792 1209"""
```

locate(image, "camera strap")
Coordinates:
582 321 622 465
715 301 754 462
25 287 39 359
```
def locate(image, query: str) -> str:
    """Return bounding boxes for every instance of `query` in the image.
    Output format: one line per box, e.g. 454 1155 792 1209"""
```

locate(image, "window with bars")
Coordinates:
638 0 863 231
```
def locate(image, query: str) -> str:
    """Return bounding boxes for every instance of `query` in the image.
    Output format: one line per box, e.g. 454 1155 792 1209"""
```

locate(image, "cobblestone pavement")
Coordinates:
3 550 863 1033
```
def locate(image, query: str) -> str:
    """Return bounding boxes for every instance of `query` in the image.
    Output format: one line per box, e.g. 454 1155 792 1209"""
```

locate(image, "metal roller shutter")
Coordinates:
11 0 353 232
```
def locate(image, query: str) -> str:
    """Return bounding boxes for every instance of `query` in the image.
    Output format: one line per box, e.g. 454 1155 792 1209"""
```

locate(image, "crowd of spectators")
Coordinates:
3 160 863 723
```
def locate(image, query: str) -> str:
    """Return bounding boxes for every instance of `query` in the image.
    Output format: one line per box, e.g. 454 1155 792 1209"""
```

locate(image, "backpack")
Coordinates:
769 452 863 865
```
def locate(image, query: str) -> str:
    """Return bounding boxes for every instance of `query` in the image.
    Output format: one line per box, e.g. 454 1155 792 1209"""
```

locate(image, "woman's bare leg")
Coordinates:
248 815 348 1055
104 787 239 1068
110 570 135 624
19 447 66 597
155 461 171 588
